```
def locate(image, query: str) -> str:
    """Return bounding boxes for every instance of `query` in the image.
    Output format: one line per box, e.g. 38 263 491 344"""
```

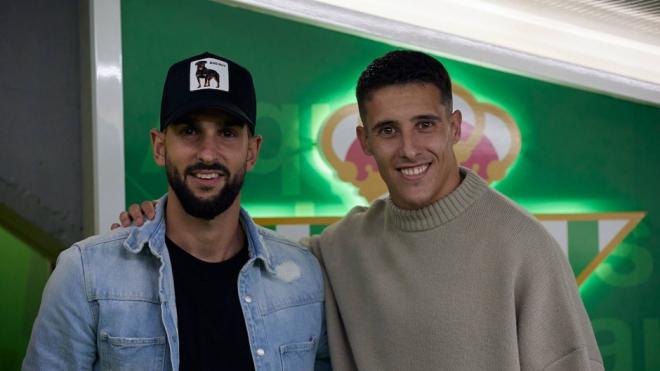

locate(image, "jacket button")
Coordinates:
256 348 265 357
244 296 253 303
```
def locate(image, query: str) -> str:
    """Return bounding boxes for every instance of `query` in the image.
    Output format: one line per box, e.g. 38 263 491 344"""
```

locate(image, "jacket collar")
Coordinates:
122 194 274 271
239 207 275 273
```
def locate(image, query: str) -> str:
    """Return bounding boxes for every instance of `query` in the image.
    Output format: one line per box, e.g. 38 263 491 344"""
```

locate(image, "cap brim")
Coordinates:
163 99 254 130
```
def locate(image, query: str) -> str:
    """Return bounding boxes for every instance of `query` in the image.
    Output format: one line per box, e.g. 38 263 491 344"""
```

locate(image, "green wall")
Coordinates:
0 226 50 370
121 0 660 369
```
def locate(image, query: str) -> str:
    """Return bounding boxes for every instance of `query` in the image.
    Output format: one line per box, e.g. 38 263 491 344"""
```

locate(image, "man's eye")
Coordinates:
182 127 197 135
221 128 238 137
379 126 396 137
418 121 435 129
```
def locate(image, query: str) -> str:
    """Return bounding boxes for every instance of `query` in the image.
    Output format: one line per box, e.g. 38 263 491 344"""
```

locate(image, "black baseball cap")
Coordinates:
160 52 256 133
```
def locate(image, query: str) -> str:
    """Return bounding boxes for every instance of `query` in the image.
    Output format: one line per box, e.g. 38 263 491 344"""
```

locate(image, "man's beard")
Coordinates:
166 158 245 220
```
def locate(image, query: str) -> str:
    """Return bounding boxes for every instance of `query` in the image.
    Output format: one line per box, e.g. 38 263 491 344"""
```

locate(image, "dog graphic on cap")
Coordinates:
195 60 220 88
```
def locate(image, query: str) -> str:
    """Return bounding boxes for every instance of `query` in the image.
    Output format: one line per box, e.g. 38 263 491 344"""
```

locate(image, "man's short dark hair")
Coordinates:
356 50 453 122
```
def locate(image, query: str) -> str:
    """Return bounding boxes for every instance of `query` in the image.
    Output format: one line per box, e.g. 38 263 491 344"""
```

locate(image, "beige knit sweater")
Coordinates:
310 169 603 371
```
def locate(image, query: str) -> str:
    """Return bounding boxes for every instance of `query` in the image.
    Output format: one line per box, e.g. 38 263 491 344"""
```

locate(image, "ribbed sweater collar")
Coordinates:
385 167 488 231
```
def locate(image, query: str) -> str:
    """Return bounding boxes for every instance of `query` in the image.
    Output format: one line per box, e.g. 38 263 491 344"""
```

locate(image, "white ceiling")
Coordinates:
218 0 660 105
524 0 660 37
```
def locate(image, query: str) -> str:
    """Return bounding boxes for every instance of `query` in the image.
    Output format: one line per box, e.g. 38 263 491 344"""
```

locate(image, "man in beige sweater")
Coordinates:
121 50 603 370
308 51 603 370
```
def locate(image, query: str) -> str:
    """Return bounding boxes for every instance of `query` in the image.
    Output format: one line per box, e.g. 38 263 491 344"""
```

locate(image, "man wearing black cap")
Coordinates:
23 52 325 371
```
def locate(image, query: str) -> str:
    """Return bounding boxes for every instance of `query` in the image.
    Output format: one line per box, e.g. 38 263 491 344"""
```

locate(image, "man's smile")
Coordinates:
397 163 430 179
191 171 222 180
187 169 227 188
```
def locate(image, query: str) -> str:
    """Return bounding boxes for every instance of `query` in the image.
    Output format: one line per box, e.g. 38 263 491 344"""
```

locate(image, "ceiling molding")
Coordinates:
215 0 660 105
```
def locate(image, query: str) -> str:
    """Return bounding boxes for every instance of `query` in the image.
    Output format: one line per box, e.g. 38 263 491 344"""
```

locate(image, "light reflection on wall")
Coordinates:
245 88 368 217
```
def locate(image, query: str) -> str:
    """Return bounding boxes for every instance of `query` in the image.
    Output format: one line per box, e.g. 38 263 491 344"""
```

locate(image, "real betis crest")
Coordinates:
255 83 646 286
318 84 521 202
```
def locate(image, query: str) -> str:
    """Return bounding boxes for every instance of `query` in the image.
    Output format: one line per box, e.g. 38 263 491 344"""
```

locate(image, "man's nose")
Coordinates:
399 131 421 159
197 134 220 163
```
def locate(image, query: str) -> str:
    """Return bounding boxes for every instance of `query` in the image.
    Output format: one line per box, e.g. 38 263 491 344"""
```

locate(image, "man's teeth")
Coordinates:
194 173 219 179
400 164 428 176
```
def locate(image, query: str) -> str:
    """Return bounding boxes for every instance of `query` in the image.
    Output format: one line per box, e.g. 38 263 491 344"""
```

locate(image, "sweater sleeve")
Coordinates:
22 246 97 370
515 232 604 371
308 234 360 371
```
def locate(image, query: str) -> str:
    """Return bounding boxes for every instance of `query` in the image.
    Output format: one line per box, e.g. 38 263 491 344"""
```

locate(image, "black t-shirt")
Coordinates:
166 236 255 371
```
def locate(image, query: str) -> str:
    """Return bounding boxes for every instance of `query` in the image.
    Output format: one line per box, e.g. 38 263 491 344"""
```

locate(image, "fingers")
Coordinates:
128 204 145 226
142 200 157 220
119 211 133 227
113 200 159 230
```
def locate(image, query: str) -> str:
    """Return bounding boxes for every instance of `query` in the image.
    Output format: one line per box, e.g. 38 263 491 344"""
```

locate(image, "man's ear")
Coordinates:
449 110 462 145
245 134 262 171
356 125 373 156
151 129 166 166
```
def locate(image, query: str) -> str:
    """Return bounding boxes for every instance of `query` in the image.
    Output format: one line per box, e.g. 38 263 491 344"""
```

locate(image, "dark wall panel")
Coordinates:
0 0 82 248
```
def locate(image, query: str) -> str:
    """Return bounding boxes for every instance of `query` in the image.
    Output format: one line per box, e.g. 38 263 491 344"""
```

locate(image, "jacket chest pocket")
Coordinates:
279 338 317 371
99 331 166 371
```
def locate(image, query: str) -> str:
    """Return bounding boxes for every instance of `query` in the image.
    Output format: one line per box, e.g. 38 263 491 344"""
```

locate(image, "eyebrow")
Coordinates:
223 120 246 128
371 120 397 131
172 116 246 129
371 114 442 130
412 114 441 121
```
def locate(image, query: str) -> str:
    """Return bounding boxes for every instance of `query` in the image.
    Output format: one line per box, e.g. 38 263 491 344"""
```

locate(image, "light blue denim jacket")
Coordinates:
23 196 326 371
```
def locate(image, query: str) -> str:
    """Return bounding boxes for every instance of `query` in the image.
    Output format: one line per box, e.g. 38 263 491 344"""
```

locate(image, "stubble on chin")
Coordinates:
165 159 245 220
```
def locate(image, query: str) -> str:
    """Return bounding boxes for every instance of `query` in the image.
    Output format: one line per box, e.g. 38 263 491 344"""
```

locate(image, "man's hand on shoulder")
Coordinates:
110 200 158 230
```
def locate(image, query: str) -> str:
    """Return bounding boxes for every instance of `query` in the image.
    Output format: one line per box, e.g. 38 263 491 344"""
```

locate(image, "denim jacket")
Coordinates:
23 196 326 371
